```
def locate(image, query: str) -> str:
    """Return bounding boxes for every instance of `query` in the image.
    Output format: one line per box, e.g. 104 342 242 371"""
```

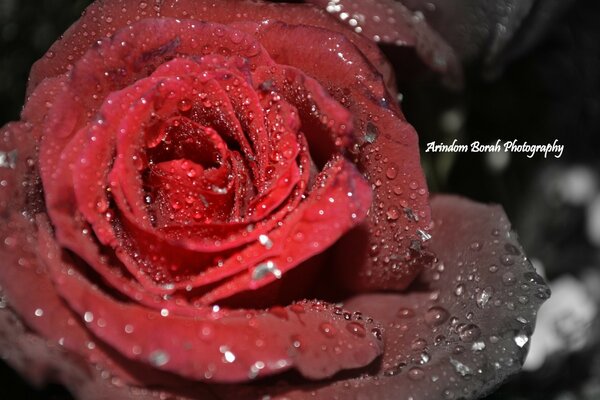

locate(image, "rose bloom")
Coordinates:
0 1 549 399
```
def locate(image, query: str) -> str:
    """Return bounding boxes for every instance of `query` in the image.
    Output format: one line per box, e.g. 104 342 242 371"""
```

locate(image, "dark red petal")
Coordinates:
192 157 372 304
251 195 549 399
0 214 149 386
305 0 462 85
37 220 383 383
28 1 394 94
253 22 432 292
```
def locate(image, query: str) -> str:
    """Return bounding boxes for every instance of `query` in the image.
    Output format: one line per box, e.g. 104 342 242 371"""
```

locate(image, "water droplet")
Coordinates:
386 206 400 221
417 229 432 241
319 322 337 338
219 345 236 363
371 327 383 340
502 271 516 286
149 350 170 367
471 341 486 351
458 324 481 343
95 197 109 213
84 311 94 323
258 234 273 249
211 186 228 195
290 334 303 350
449 357 472 377
248 360 265 379
346 322 366 338
408 366 425 380
454 284 465 296
34 308 44 317
0 150 17 169
364 122 378 143
424 306 449 327
514 332 529 348
383 362 406 377
500 255 514 266
397 307 415 318
476 286 494 308
523 271 545 286
251 260 282 281
470 241 481 251
385 163 398 180
504 243 520 255
177 99 192 112
411 338 428 351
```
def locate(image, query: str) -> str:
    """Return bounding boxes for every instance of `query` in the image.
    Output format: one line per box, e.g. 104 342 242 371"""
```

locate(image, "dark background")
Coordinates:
1 0 600 398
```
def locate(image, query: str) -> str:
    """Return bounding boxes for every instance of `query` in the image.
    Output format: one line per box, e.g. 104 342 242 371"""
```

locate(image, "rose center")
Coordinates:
142 112 238 226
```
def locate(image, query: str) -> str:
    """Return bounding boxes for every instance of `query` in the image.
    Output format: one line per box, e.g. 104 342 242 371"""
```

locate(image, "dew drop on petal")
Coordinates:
251 260 282 281
385 163 398 180
386 206 400 221
500 255 514 266
502 271 516 286
84 311 94 323
476 286 494 308
458 324 481 343
424 306 449 327
449 357 473 377
397 307 415 319
149 350 170 367
0 150 17 169
258 234 273 249
346 322 366 337
319 322 337 338
219 345 236 363
364 122 379 143
514 332 529 348
408 366 425 380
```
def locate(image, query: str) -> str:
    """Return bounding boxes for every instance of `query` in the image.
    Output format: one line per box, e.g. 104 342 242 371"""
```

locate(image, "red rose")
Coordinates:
0 1 548 399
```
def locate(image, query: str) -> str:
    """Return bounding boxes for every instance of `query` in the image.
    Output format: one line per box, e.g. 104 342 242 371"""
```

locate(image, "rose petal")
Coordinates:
31 3 434 294
0 194 549 398
237 195 548 399
305 0 462 85
249 21 433 292
28 1 396 95
191 156 372 304
0 215 177 388
35 216 383 383
396 0 547 70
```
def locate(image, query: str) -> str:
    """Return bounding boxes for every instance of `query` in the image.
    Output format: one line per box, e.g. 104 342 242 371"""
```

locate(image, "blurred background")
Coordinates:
1 0 599 398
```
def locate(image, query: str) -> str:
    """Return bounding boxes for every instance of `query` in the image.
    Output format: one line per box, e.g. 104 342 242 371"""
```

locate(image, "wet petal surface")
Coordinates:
242 195 550 399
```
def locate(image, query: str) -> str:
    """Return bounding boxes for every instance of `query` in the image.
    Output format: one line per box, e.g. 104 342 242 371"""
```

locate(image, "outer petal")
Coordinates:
28 0 394 94
39 217 383 383
247 195 550 399
0 195 550 399
253 22 433 292
305 0 462 85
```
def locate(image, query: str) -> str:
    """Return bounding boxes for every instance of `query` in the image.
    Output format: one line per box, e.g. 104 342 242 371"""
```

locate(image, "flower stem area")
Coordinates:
1 0 600 399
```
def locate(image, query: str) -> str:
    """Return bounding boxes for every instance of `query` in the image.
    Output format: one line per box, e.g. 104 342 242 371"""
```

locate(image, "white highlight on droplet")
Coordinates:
252 260 282 281
258 234 273 249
